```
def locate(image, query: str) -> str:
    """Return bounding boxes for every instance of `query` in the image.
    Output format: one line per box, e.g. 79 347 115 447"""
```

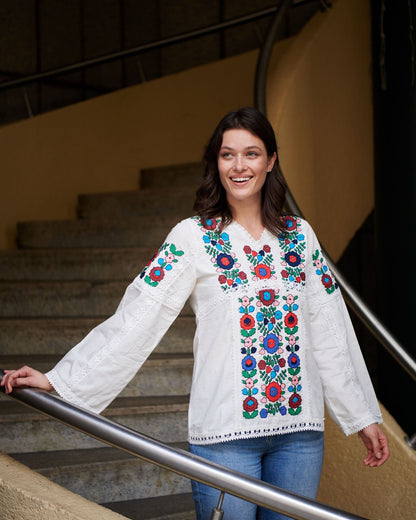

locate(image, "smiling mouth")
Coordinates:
231 176 252 183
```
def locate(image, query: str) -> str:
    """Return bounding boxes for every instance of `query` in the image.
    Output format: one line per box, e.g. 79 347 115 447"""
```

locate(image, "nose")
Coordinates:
233 154 247 171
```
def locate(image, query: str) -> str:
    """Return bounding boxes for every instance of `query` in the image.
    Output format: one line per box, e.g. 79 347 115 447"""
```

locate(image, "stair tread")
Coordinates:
10 442 189 470
0 394 190 422
0 352 193 365
77 188 195 219
0 247 153 281
0 316 195 355
17 216 185 249
102 493 195 520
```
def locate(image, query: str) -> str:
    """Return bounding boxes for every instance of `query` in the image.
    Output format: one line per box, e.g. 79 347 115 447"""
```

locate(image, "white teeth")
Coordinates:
232 177 250 182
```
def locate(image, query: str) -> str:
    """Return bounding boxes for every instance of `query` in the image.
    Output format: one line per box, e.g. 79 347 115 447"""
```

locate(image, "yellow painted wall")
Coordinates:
0 50 268 250
319 406 416 520
267 0 374 260
2 1 416 519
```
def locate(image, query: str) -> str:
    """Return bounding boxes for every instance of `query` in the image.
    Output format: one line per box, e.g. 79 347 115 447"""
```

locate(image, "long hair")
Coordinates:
193 107 287 235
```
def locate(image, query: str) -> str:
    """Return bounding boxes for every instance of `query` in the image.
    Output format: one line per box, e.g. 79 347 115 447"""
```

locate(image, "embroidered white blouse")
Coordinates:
46 216 382 445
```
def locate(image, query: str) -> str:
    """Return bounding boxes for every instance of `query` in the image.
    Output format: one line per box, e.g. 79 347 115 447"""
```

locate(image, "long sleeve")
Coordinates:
305 223 382 435
46 220 196 414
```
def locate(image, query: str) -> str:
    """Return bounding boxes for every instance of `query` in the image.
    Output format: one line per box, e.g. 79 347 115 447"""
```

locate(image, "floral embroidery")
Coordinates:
312 249 338 294
240 296 259 419
239 286 298 420
278 216 306 288
195 217 248 291
244 244 276 281
283 294 302 416
140 243 184 287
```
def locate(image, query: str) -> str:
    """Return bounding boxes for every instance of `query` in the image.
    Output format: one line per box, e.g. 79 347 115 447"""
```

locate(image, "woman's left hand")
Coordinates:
358 423 389 467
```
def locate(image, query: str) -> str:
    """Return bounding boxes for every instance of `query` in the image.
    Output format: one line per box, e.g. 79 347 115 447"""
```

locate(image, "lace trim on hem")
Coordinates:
188 422 324 445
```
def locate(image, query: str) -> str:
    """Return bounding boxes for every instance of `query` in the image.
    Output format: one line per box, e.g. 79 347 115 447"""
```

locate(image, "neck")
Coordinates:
229 199 265 240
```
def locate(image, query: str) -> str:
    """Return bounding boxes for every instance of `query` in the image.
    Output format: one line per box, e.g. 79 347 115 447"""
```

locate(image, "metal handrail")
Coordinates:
0 2 405 519
0 6 280 92
0 370 367 520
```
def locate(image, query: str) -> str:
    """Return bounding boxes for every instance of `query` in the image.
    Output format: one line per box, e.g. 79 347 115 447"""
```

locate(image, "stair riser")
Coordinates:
17 219 178 249
0 410 188 453
139 164 203 190
0 358 193 397
0 282 194 318
0 248 153 281
40 458 192 503
77 190 194 220
0 317 195 355
0 281 127 318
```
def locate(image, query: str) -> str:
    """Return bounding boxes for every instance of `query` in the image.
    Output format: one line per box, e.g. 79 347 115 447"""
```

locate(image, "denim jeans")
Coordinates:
189 430 324 520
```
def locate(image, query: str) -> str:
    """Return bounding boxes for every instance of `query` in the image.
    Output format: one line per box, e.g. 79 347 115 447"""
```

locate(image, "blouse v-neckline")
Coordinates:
231 220 270 244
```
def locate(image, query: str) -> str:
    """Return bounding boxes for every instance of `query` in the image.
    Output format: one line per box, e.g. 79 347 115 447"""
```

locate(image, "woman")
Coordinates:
2 107 389 519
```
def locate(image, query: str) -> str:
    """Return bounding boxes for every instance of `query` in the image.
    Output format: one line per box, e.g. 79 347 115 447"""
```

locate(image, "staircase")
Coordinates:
0 163 203 520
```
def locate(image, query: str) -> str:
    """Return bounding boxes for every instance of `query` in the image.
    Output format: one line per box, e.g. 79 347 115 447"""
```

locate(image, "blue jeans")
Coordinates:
189 430 324 520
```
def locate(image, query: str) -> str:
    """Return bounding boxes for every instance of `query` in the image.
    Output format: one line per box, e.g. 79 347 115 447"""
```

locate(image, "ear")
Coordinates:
267 152 277 172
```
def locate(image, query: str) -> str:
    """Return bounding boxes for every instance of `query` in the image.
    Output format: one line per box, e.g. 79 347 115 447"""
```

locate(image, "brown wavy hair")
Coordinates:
193 107 288 235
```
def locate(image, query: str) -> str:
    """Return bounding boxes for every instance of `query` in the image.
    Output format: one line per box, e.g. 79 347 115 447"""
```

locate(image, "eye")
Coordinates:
247 151 259 158
220 152 232 159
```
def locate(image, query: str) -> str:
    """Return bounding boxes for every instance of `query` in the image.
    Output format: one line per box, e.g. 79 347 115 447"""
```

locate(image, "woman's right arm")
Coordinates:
1 220 196 414
1 366 53 394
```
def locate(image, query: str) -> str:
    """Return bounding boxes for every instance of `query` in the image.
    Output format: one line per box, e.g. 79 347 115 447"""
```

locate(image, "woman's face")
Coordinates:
217 128 276 208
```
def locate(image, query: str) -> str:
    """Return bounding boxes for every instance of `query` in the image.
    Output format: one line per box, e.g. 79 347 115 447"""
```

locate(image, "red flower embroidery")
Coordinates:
265 382 282 402
258 289 276 306
284 312 298 328
149 267 164 282
322 274 333 289
243 396 258 412
289 393 302 408
254 264 271 279
240 315 255 330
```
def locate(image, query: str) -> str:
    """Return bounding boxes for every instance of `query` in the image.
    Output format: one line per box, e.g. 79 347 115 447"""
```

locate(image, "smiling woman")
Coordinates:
217 128 275 211
1 107 389 520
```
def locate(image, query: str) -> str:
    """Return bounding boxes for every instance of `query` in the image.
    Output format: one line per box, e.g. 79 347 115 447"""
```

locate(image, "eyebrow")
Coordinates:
220 145 263 151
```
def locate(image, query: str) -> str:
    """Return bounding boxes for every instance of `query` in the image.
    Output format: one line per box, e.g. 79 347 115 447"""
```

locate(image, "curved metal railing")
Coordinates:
254 1 416 393
0 5 281 94
1 2 414 519
0 369 368 520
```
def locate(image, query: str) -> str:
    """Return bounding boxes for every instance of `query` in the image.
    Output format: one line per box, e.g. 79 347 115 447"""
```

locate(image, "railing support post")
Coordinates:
405 433 416 450
210 491 225 520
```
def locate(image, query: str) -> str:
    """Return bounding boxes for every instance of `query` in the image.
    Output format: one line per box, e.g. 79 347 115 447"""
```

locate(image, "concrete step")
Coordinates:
17 216 184 249
139 163 203 191
103 493 195 520
0 280 129 318
0 394 189 453
0 247 153 281
77 188 195 220
0 352 194 397
0 316 195 355
0 280 194 318
10 444 192 504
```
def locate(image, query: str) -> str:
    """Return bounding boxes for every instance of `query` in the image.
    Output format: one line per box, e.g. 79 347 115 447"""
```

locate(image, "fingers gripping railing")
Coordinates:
0 371 368 520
